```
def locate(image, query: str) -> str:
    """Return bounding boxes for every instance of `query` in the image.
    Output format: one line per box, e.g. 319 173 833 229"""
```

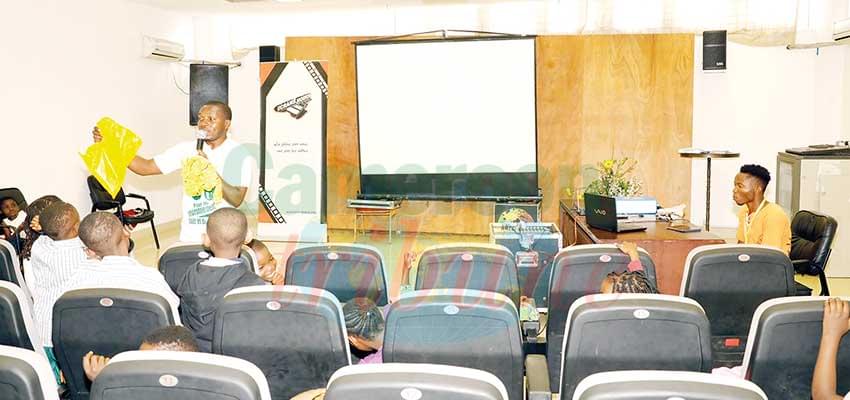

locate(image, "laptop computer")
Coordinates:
584 193 648 233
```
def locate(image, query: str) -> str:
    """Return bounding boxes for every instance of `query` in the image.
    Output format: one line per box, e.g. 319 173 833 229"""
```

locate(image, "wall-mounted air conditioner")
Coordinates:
833 18 850 41
143 36 185 61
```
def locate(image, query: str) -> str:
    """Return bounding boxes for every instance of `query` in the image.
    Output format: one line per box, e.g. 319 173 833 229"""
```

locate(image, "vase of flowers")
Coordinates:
584 157 643 198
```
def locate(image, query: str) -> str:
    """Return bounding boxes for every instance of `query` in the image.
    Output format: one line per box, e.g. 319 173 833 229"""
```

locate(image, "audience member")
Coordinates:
167 207 266 352
616 241 645 272
82 325 199 381
344 297 384 364
813 298 850 400
18 195 61 262
600 270 657 294
1 196 25 241
734 164 791 254
247 238 284 285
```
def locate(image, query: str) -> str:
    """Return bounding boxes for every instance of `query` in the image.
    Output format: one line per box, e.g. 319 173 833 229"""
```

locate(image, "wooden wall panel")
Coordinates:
285 34 693 235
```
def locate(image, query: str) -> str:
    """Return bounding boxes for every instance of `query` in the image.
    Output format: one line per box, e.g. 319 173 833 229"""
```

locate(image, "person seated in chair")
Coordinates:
733 164 791 255
1 196 26 242
247 238 284 285
813 298 850 400
82 325 200 381
344 297 385 364
166 207 266 352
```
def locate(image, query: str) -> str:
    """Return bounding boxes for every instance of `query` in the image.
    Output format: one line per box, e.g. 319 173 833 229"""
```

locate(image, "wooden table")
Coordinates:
559 199 726 295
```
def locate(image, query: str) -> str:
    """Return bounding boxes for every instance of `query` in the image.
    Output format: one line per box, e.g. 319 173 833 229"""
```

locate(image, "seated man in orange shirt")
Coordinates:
733 164 791 255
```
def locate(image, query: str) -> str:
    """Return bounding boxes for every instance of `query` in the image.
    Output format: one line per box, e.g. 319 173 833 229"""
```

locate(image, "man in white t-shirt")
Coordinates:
93 101 253 243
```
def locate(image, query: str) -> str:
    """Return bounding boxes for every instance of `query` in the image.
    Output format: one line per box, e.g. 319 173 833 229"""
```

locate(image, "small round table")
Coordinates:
679 149 740 231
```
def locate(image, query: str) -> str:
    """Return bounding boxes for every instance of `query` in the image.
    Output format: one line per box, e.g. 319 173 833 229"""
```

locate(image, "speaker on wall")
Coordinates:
189 64 229 126
259 45 281 62
703 30 727 71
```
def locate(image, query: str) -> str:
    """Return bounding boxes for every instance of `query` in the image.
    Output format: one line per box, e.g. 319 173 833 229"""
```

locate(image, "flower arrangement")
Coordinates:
584 157 643 198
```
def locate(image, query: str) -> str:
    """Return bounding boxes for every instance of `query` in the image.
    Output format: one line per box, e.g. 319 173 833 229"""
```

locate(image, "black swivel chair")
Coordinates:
86 175 159 249
790 210 838 296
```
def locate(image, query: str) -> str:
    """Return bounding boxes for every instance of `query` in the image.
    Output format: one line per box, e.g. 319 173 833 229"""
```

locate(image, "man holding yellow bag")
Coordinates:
92 101 253 243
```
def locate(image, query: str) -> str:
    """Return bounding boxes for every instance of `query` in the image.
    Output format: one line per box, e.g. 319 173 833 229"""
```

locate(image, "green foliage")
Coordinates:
584 158 643 198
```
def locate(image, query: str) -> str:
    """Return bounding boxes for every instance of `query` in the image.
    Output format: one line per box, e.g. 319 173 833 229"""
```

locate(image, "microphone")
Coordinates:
196 138 204 151
195 128 207 151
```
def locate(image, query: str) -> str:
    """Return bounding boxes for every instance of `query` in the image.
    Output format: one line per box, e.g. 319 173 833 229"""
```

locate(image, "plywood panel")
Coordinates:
285 34 693 235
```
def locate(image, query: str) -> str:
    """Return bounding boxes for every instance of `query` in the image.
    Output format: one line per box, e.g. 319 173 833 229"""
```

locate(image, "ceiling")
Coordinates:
128 0 513 14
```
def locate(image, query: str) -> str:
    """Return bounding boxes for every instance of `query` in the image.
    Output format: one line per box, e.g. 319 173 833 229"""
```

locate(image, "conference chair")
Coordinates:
0 239 30 300
284 243 389 306
790 210 838 296
51 288 179 400
158 243 259 291
742 296 850 400
573 370 767 400
559 294 713 399
213 285 351 400
89 350 272 400
383 289 547 400
680 244 795 367
0 281 45 358
0 345 60 400
86 175 159 249
415 243 520 306
324 363 509 400
546 244 658 392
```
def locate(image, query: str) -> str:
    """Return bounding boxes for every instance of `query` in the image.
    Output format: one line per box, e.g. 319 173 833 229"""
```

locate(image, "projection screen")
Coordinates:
355 37 538 200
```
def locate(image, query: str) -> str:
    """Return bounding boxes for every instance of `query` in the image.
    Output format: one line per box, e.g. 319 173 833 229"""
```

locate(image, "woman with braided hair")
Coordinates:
343 297 385 364
600 270 658 294
18 195 61 262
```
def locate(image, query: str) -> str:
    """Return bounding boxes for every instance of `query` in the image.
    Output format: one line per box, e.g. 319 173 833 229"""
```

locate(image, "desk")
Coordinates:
559 199 725 295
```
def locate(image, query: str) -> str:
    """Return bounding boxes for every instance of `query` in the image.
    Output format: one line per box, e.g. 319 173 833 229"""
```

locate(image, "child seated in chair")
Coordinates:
1 196 26 242
247 238 284 285
344 297 385 364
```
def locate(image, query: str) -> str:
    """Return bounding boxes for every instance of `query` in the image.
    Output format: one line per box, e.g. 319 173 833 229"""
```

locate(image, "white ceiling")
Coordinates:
128 0 512 14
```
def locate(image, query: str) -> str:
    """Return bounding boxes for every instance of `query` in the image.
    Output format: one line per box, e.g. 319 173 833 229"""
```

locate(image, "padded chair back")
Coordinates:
680 244 795 366
158 244 259 289
790 210 838 275
415 244 520 306
560 294 712 399
0 281 42 357
285 243 389 306
325 363 509 400
573 370 767 400
86 175 125 207
90 350 271 400
213 286 351 400
546 244 657 391
0 345 60 400
0 240 28 296
384 289 523 400
742 297 850 400
52 288 177 400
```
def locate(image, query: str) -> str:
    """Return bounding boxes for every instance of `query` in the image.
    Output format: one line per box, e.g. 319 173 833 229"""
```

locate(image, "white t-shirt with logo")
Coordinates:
154 136 254 243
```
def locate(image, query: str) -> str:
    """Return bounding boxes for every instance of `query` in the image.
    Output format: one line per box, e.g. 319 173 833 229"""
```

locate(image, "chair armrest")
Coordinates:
525 354 551 400
126 193 152 210
791 259 816 274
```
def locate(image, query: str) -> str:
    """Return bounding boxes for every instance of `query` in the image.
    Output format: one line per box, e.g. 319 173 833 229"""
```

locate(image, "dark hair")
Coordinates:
19 195 61 259
79 212 123 256
740 164 771 190
203 100 232 121
39 202 78 240
0 197 16 206
343 297 384 341
606 270 658 294
141 326 199 352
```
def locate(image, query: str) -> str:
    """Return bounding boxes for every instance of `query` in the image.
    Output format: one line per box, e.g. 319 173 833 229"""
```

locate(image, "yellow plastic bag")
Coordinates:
79 117 142 199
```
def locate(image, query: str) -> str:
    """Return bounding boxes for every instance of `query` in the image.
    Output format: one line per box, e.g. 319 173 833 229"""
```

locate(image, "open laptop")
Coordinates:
584 193 648 233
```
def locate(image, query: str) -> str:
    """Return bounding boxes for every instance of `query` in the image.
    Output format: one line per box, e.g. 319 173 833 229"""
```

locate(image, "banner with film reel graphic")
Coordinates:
258 61 328 242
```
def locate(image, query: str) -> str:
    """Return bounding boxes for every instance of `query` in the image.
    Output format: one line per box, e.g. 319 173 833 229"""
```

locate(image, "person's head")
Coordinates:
248 239 276 271
733 164 771 206
197 101 232 143
343 297 384 352
79 212 130 258
600 270 657 294
19 195 61 259
40 202 80 241
0 197 20 220
138 326 199 352
203 207 247 257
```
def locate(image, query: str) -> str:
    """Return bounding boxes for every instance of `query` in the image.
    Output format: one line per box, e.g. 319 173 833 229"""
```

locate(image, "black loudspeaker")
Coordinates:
189 64 229 126
259 45 281 62
703 30 727 71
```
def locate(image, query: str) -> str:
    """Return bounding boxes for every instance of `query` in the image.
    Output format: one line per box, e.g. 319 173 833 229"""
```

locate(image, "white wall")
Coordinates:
0 0 193 224
690 38 849 228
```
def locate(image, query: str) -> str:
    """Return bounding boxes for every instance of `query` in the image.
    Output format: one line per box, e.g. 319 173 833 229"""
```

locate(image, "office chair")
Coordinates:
790 210 838 296
86 175 159 249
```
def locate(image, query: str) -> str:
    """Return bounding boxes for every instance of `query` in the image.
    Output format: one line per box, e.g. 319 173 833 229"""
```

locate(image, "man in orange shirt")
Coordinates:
733 164 791 255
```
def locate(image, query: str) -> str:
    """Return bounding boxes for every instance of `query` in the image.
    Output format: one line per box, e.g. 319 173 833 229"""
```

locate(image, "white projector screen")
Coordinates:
355 37 538 200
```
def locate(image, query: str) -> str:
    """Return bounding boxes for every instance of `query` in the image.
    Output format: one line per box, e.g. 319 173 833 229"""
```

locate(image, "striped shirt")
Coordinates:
29 235 88 347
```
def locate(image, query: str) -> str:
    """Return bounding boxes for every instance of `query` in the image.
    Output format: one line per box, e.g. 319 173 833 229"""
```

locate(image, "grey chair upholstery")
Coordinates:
383 289 524 400
546 244 657 391
680 244 795 367
559 294 713 399
89 350 271 400
415 244 520 306
158 244 259 291
0 281 43 360
284 243 389 306
742 297 850 400
212 286 351 400
573 371 767 400
0 345 59 400
0 240 29 299
52 288 177 400
324 363 509 400
790 210 838 296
